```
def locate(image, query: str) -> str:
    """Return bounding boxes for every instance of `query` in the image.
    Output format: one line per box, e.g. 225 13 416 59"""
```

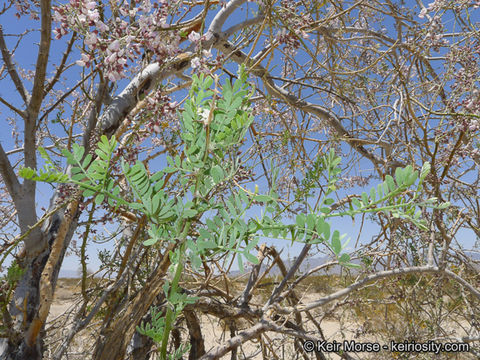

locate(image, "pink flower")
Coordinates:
85 33 97 49
53 28 63 40
87 9 99 22
108 40 120 51
53 10 63 22
188 31 201 43
418 8 427 19
191 57 201 69
76 53 91 67
85 1 96 10
105 52 117 64
96 20 109 32
119 6 129 17
107 71 122 82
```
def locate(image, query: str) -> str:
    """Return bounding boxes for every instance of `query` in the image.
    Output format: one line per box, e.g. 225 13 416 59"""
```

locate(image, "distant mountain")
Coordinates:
59 251 480 279
230 256 347 277
58 268 79 278
230 251 480 277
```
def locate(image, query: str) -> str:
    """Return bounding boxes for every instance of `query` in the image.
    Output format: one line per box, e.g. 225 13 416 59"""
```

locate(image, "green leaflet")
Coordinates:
16 65 443 359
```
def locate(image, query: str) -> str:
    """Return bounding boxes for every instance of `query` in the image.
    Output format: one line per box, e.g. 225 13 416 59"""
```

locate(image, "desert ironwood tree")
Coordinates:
0 0 479 359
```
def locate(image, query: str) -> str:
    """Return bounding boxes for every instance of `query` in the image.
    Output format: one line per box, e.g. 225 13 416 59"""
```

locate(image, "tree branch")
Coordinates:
98 55 187 137
27 0 51 120
44 32 76 94
0 25 29 104
38 72 94 125
209 36 398 171
208 0 246 35
198 320 270 360
18 0 52 254
0 95 25 118
0 141 22 207
273 266 480 314
238 244 267 307
222 15 264 38
52 246 142 360
263 243 311 310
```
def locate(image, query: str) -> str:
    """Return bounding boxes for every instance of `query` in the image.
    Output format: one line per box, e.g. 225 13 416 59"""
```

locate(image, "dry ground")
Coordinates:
44 277 476 360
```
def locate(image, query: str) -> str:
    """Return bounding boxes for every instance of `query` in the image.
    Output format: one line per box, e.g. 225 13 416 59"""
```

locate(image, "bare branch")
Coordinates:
211 38 398 172
208 0 246 35
0 141 22 206
223 15 264 37
274 266 480 314
44 32 76 94
83 79 109 152
198 320 270 360
97 50 199 139
4 134 82 155
52 246 142 360
238 243 268 307
26 0 51 120
0 94 25 118
25 197 79 347
184 309 206 359
0 25 29 104
93 243 177 359
14 0 52 242
263 244 311 310
38 71 94 125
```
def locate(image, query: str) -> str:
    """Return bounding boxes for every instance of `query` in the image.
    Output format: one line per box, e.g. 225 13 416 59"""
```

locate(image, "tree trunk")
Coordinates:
93 243 175 360
1 200 79 360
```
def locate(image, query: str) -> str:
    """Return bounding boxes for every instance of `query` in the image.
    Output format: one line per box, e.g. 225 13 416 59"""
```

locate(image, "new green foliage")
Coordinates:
250 150 447 268
19 65 446 359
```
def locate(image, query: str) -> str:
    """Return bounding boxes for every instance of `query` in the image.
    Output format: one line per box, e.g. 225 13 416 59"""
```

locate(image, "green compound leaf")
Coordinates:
210 165 224 184
395 166 404 186
420 162 431 181
296 213 306 228
94 193 104 205
385 175 395 192
331 230 341 255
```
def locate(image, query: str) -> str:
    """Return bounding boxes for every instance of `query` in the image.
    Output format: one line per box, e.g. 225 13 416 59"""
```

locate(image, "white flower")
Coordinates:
105 52 117 64
202 48 212 59
85 1 96 10
119 6 129 17
85 33 97 49
87 9 99 22
188 31 201 43
107 71 122 82
53 28 62 40
199 107 211 125
96 20 109 32
191 57 201 69
76 53 90 67
108 40 120 51
53 10 63 22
